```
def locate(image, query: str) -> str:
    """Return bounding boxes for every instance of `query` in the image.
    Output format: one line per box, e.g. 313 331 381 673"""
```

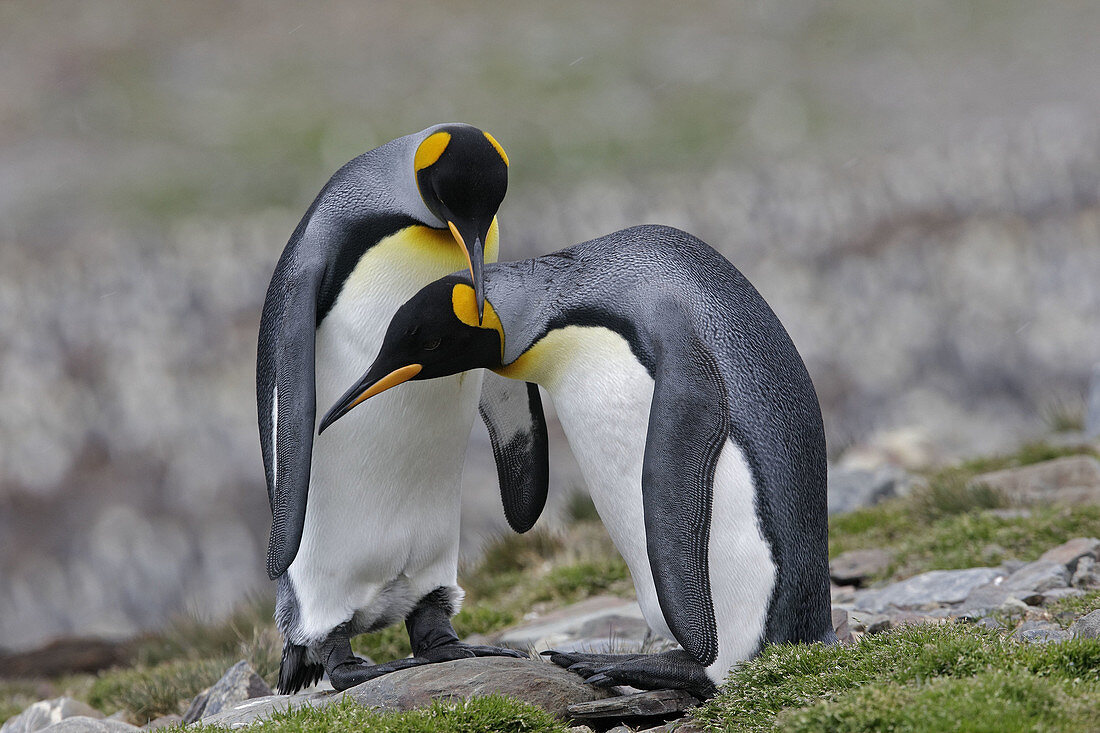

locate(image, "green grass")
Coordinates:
830 442 1100 582
88 656 236 722
694 623 1100 732
190 694 567 733
1047 589 1100 628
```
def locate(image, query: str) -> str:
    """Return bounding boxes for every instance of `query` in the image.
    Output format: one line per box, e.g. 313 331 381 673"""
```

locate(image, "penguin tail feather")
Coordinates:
278 641 324 694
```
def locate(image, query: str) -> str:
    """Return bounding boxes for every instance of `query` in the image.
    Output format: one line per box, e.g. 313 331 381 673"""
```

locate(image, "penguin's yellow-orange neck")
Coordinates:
339 218 499 300
496 325 632 390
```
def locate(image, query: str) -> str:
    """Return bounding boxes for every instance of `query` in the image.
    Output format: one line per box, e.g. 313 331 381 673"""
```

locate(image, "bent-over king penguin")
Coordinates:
319 225 836 698
257 124 547 693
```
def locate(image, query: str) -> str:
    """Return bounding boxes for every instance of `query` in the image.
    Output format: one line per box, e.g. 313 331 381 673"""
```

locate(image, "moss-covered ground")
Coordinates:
6 443 1100 730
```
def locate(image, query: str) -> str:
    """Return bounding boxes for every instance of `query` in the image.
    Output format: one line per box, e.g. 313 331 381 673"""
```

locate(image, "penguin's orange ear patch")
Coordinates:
415 132 451 171
483 132 509 167
451 283 505 357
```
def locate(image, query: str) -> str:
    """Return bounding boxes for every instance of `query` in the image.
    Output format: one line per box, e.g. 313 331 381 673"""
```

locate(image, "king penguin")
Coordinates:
257 124 546 694
318 225 836 698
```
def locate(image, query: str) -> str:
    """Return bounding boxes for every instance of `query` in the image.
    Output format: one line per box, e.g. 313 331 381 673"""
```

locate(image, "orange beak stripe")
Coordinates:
348 364 423 409
447 221 475 283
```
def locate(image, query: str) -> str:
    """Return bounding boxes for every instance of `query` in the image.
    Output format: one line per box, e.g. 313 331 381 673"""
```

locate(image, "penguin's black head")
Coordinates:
414 124 509 323
317 276 505 435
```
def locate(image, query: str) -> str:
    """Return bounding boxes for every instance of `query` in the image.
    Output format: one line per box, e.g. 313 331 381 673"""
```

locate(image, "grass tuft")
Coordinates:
190 693 567 733
694 623 1100 732
88 656 235 723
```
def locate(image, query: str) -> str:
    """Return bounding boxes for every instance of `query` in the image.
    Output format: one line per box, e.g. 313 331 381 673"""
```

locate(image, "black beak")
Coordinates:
318 362 423 435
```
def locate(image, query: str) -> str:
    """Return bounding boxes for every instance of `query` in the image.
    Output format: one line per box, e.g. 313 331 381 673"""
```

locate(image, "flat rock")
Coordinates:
567 689 700 726
971 456 1100 505
37 720 138 733
1 698 104 733
851 568 1003 613
830 549 891 587
956 584 1041 615
182 660 271 723
637 718 704 732
201 657 610 727
1069 610 1100 639
1001 560 1071 592
827 466 910 515
493 596 652 653
194 691 328 729
1038 537 1100 571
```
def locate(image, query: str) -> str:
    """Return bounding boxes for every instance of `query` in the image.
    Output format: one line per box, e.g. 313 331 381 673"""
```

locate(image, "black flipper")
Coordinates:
257 245 325 580
478 372 550 533
641 305 730 667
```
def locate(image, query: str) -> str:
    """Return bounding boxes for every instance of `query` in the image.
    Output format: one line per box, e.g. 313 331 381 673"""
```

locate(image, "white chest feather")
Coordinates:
499 325 776 682
284 225 497 642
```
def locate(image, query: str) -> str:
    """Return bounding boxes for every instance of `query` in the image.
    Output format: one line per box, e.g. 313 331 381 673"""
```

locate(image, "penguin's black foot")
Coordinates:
327 655 429 692
419 641 527 663
543 649 717 699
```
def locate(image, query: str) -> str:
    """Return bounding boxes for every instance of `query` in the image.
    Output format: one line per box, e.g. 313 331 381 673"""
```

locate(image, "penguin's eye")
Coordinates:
423 337 442 351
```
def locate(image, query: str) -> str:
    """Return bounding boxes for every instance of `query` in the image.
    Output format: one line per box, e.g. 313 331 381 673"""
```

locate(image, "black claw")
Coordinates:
585 673 616 687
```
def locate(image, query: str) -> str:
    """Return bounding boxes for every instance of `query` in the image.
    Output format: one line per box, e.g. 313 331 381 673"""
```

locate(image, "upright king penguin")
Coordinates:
319 225 837 698
257 124 546 694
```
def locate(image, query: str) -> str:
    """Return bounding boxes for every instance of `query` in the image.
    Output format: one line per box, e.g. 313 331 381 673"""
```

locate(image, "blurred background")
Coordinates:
2 0 1099 652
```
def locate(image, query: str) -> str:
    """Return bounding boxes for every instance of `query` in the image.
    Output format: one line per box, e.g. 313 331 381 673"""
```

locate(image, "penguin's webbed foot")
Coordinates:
419 641 527 663
327 655 429 691
543 649 717 699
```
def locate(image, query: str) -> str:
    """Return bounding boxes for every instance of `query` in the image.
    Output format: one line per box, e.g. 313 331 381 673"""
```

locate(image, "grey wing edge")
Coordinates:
257 250 324 580
479 371 550 533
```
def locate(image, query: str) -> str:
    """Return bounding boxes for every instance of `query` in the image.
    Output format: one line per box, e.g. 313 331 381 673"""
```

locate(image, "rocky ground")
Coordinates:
4 438 1100 732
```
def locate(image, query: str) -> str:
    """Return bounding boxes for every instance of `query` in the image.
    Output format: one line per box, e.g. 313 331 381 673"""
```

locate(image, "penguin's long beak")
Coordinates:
446 220 485 324
318 363 422 435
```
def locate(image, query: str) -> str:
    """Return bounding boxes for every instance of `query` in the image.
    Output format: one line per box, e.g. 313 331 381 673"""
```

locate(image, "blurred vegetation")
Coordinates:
829 442 1100 582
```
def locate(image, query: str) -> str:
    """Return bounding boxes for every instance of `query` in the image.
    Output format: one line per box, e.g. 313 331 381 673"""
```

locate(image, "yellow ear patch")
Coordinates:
415 131 451 171
483 132 509 167
451 283 505 358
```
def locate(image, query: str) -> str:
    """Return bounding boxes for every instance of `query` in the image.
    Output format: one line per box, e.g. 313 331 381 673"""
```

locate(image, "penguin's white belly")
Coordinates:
513 326 776 682
284 253 482 644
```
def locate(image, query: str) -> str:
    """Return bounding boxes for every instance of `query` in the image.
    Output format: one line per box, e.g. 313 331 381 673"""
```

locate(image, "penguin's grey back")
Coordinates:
488 225 832 645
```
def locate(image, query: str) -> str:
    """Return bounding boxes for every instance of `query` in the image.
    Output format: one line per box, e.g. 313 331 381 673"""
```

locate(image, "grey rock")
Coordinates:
37 720 138 733
830 549 891 587
1069 609 1100 639
492 596 652 653
182 660 272 723
638 718 704 733
192 692 327 729
567 689 701 726
975 617 1006 630
1013 620 1070 645
971 456 1100 505
1072 557 1100 588
342 657 609 720
827 466 910 515
567 727 596 733
846 611 890 634
1040 588 1085 604
832 608 854 644
1038 537 1100 572
1016 628 1070 644
202 657 610 726
955 584 1041 615
1 698 104 733
851 568 1003 613
1001 560 1071 592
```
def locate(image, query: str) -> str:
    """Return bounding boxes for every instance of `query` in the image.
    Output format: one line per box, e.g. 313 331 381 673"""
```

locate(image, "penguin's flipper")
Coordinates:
641 314 729 667
479 372 549 532
257 250 325 580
